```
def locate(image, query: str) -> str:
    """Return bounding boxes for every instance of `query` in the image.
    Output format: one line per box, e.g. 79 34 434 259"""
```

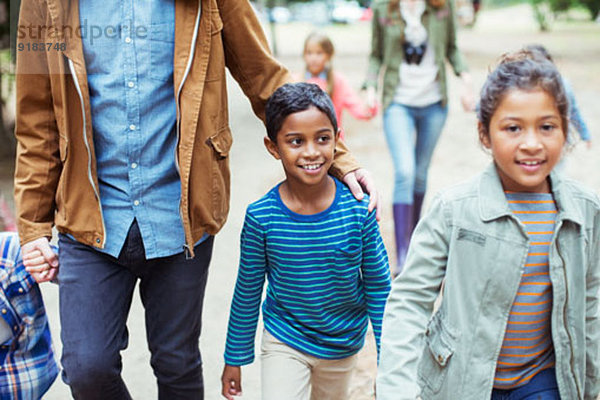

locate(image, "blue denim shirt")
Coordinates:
80 0 190 259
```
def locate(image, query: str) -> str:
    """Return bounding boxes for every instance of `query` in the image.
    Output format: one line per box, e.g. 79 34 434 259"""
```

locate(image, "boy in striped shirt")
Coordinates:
221 83 391 400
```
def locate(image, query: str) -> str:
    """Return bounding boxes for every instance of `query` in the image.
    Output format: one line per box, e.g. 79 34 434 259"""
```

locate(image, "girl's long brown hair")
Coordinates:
303 32 336 99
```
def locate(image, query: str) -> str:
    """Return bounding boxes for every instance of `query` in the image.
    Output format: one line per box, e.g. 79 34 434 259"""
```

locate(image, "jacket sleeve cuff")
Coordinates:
17 221 53 247
329 140 360 180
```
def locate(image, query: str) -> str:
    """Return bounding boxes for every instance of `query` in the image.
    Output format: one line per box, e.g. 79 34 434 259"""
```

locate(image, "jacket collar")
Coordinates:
478 163 584 226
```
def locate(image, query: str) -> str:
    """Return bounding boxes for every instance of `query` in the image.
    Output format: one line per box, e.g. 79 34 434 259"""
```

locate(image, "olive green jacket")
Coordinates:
377 164 600 400
365 0 468 109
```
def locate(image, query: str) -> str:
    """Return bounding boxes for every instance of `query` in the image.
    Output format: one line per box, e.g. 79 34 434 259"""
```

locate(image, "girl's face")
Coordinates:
304 40 330 76
481 88 566 193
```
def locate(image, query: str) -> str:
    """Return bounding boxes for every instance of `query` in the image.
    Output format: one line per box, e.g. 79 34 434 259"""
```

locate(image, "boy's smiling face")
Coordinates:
265 106 338 187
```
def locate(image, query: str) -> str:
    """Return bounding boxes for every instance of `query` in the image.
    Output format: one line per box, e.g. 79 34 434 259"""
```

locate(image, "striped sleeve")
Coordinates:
223 209 267 366
361 208 391 358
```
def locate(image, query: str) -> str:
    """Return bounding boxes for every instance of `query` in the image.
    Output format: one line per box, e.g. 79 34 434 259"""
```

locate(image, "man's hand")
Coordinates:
343 168 381 221
22 237 58 283
221 364 242 399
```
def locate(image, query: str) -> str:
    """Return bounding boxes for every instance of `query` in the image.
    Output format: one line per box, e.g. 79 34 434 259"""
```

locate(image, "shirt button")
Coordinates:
134 200 140 206
18 288 23 294
1 309 6 314
131 163 138 169
129 124 136 131
437 355 444 364
125 37 132 43
128 81 134 88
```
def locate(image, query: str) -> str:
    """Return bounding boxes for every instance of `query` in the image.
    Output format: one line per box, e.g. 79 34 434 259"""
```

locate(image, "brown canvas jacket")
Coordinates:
14 0 359 255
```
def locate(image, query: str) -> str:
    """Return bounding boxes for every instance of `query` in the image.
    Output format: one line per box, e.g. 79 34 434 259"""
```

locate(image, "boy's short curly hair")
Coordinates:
265 82 338 142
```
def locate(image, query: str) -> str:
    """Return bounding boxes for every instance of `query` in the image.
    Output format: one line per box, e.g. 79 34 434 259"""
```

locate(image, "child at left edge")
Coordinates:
0 230 59 399
220 82 391 400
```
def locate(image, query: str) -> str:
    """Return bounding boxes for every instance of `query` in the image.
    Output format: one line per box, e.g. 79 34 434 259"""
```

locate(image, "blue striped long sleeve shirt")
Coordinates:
224 178 391 366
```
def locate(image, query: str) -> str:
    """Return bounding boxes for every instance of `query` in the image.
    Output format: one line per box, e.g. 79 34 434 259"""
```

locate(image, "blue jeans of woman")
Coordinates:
383 101 448 204
491 368 560 400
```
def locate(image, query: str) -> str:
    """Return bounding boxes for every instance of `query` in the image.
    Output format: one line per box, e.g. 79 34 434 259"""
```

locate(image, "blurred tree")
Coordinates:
531 0 599 31
0 0 17 160
531 0 551 30
579 0 600 18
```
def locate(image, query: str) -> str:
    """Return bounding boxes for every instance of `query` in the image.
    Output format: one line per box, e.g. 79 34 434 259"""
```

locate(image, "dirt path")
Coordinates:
4 4 597 399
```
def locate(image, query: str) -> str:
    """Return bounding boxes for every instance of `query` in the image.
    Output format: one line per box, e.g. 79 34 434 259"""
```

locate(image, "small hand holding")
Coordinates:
366 86 377 110
459 72 476 112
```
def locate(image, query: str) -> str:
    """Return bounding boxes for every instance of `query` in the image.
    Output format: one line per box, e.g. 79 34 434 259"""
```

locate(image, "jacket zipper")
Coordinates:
68 59 107 248
175 1 202 259
553 222 582 399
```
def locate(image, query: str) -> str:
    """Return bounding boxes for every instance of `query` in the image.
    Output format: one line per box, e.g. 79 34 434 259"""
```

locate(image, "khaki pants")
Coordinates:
260 330 358 400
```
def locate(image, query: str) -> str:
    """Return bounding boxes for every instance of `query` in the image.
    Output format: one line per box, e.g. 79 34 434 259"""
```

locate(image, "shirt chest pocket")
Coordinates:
332 243 363 282
150 23 175 82
447 226 526 293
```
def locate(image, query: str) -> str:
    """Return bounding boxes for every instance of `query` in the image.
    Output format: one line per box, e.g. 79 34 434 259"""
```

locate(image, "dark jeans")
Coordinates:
58 221 213 400
491 368 560 400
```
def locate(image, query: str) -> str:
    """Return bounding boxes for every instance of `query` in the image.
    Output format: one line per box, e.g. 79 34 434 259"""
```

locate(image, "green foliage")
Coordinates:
549 0 572 11
531 0 551 30
529 0 598 31
580 0 600 18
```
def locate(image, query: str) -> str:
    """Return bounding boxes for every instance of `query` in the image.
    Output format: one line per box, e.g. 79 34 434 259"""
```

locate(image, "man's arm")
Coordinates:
14 0 62 281
14 0 61 246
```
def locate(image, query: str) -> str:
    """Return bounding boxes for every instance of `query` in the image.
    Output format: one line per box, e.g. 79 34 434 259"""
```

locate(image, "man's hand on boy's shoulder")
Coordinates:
22 237 58 283
221 364 242 400
343 168 381 221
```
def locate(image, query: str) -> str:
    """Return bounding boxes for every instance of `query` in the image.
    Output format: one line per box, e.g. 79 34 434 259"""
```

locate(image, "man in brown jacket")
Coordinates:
14 0 378 398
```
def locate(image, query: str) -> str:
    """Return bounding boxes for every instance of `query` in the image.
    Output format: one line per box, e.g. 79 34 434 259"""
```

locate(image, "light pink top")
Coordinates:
297 72 377 140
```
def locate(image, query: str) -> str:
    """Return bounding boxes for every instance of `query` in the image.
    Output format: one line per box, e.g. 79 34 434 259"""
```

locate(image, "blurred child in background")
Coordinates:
299 32 377 140
524 44 592 149
0 195 17 232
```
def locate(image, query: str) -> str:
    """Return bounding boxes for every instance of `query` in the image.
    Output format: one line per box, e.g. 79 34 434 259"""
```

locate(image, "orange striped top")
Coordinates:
494 192 556 389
